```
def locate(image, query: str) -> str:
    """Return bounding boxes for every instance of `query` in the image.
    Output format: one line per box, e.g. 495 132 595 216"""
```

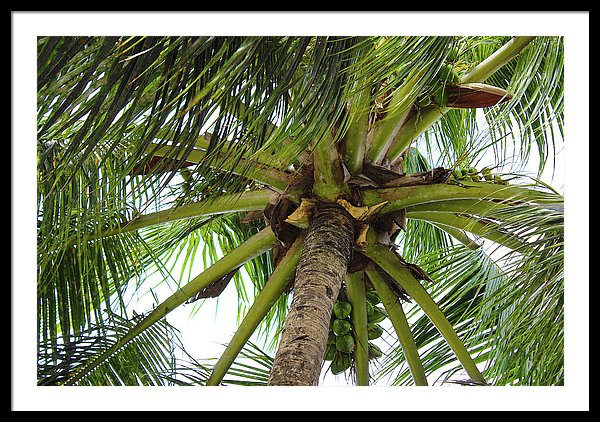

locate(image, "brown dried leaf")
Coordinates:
362 162 405 185
446 83 513 109
381 167 452 188
186 269 237 303
129 156 196 176
270 196 301 247
284 197 317 229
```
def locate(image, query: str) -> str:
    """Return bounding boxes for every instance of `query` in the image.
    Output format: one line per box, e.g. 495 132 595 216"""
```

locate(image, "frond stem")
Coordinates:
345 271 370 386
65 189 273 246
64 227 278 385
363 229 487 384
342 79 371 175
362 181 562 214
312 129 350 202
365 266 428 386
385 36 536 164
406 210 527 252
206 234 305 386
365 67 428 165
148 138 294 193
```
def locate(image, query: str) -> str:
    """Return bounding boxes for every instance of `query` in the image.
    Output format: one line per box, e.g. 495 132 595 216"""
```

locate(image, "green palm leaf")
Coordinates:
38 312 185 386
172 341 275 386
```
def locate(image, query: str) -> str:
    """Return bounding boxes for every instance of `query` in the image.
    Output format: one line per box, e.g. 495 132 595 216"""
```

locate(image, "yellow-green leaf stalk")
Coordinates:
366 267 428 386
67 189 273 246
342 81 371 175
362 181 562 214
148 140 294 194
428 222 482 250
206 235 305 386
312 129 350 202
345 271 370 386
65 227 278 386
366 66 429 165
363 229 486 385
406 210 527 252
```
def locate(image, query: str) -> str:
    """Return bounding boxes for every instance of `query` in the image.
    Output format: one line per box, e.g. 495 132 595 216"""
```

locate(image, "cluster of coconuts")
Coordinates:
325 289 387 375
415 61 461 109
180 168 197 194
451 166 509 185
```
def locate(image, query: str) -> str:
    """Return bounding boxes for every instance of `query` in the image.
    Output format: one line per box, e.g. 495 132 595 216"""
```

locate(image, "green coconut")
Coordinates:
437 63 460 84
481 167 493 181
494 175 509 185
367 324 384 340
368 306 387 324
432 85 449 107
368 342 383 360
366 290 381 305
324 343 337 361
333 301 352 319
332 319 352 336
331 353 352 375
335 334 355 353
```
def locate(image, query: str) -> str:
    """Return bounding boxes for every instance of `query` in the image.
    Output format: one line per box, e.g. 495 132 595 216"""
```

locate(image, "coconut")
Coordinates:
432 85 449 107
437 63 460 85
331 354 352 375
366 290 381 305
368 342 383 360
333 301 352 319
367 306 387 324
324 343 336 361
332 319 352 336
335 334 355 353
367 324 384 340
482 167 493 181
494 175 509 185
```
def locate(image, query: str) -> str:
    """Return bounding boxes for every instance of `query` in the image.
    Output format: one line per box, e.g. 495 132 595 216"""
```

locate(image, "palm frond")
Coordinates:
37 139 161 342
364 234 486 384
383 36 562 176
175 341 274 386
467 36 564 176
374 195 563 385
38 311 184 386
474 202 564 385
374 245 503 385
37 36 369 204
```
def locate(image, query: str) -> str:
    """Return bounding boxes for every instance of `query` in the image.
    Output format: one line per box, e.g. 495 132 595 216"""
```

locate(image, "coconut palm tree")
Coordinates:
37 35 564 387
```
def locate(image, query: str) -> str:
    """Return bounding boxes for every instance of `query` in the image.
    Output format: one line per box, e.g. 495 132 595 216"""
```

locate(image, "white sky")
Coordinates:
13 11 588 411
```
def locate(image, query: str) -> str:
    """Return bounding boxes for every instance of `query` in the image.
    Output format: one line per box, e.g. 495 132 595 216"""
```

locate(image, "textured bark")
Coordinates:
268 203 355 385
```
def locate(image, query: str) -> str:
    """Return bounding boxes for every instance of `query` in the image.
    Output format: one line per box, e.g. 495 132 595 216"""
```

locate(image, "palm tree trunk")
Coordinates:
268 202 355 385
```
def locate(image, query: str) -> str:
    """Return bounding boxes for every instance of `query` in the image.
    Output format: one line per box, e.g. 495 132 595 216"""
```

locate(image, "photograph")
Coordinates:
12 11 589 412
